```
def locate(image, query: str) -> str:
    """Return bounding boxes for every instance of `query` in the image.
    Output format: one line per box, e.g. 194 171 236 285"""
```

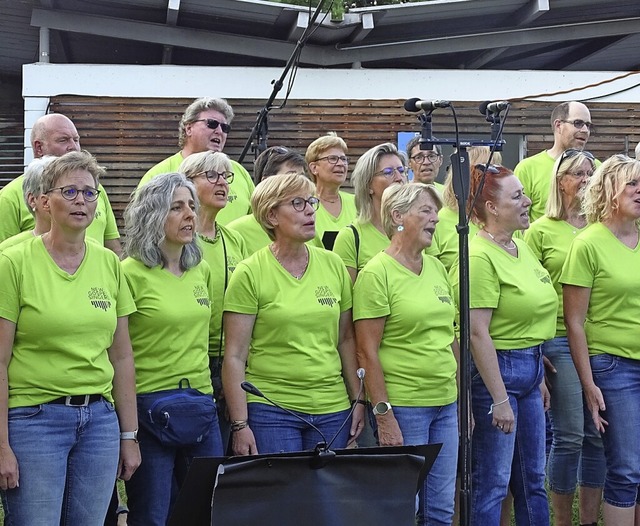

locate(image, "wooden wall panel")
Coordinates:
39 97 640 231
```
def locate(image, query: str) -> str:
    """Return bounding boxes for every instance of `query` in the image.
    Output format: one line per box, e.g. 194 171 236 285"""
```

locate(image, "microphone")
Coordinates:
241 381 329 449
324 368 366 451
479 100 510 114
404 98 451 113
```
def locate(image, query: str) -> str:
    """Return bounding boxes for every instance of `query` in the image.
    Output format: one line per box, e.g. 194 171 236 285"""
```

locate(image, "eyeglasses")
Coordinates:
315 155 349 165
410 152 441 164
289 196 320 212
193 119 231 134
46 185 100 202
194 170 234 184
375 166 408 178
569 170 593 179
556 149 595 179
560 119 594 131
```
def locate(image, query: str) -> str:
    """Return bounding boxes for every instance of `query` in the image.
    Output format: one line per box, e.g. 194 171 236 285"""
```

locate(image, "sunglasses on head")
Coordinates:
475 163 501 174
194 119 231 134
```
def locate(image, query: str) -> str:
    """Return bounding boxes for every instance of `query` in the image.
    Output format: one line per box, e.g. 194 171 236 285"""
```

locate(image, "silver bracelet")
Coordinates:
488 396 509 415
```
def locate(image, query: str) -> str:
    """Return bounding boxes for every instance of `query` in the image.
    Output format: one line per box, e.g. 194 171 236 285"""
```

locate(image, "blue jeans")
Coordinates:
1 399 120 526
543 336 605 493
369 403 459 526
470 345 549 526
126 403 223 526
248 402 351 453
590 354 640 508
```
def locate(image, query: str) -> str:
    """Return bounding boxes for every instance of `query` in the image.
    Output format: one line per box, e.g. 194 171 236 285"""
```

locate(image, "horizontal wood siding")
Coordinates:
35 97 640 231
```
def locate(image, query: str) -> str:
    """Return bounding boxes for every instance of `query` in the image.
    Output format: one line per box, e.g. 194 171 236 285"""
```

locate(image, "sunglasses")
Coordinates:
193 119 231 134
559 119 594 131
474 163 501 174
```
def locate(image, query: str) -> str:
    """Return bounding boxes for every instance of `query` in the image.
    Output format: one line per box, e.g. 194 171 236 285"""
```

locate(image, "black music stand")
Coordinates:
168 444 441 526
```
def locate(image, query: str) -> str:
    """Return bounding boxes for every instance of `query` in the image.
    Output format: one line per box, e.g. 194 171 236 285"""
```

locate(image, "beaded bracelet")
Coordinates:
231 420 249 432
488 396 509 415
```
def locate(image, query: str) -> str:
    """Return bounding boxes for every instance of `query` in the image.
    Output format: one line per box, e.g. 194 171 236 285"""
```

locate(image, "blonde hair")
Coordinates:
582 154 640 224
381 183 442 239
442 147 502 210
545 151 594 219
305 133 348 183
251 173 316 241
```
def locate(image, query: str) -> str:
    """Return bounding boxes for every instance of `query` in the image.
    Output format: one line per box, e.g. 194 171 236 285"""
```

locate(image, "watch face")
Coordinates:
374 401 390 415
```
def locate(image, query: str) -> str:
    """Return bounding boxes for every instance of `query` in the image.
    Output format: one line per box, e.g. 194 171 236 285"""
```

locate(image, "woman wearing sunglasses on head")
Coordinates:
122 172 223 525
0 151 140 525
333 143 407 283
524 149 604 526
178 151 248 452
305 133 357 250
561 155 640 526
451 164 557 526
222 173 364 455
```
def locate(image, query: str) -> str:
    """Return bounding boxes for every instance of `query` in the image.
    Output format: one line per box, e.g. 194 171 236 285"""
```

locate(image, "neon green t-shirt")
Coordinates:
428 206 480 272
224 246 352 414
315 192 357 250
198 225 248 358
139 152 255 225
122 257 214 395
0 237 135 408
353 252 457 406
0 231 34 253
524 216 586 337
0 175 119 244
333 219 390 273
454 235 557 350
560 222 640 359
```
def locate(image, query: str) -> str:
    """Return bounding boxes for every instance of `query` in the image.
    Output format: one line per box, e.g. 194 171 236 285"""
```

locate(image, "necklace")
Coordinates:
484 229 516 250
320 195 339 204
270 244 309 280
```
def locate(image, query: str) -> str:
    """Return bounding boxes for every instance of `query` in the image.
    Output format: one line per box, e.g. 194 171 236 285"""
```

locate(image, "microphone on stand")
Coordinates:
404 98 451 113
479 100 510 114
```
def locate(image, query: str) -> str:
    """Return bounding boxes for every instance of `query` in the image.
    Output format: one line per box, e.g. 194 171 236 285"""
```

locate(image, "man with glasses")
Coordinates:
406 136 444 192
0 113 122 255
515 101 595 221
139 97 254 225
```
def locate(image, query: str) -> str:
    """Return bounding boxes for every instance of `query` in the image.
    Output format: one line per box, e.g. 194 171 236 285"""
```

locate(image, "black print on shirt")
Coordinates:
534 268 552 285
315 285 338 307
193 284 211 308
88 287 112 311
434 285 452 305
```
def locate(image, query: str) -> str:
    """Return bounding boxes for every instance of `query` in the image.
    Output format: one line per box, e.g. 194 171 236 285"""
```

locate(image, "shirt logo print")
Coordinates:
193 284 211 308
433 285 452 305
227 194 238 203
534 268 552 284
88 287 112 311
315 285 338 307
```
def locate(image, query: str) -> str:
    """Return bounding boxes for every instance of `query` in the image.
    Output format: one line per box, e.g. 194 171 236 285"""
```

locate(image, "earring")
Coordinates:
397 225 404 232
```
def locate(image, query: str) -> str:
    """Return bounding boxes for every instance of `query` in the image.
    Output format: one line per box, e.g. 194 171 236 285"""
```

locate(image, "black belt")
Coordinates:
48 394 103 407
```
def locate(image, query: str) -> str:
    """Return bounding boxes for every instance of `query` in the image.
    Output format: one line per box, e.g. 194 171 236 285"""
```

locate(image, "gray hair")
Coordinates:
178 97 235 148
23 156 56 214
179 150 232 178
124 172 202 270
381 183 442 238
352 142 403 222
405 135 442 158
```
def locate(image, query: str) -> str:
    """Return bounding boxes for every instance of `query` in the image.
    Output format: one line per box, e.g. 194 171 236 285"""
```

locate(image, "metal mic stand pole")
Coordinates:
238 0 331 164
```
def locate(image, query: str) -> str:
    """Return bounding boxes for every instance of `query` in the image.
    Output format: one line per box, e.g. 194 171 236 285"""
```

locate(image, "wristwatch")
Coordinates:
120 429 139 442
372 401 392 416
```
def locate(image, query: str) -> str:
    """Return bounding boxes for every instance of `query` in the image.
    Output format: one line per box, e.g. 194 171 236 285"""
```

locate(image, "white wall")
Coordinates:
22 63 640 162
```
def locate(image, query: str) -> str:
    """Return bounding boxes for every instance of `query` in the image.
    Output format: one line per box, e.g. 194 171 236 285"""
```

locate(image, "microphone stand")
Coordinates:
405 102 506 526
238 0 331 164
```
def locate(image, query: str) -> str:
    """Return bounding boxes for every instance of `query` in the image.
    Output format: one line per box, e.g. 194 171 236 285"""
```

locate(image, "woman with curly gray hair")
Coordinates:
122 172 223 526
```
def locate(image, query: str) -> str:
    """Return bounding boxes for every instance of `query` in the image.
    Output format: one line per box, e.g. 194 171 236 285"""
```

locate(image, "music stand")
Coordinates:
169 444 440 526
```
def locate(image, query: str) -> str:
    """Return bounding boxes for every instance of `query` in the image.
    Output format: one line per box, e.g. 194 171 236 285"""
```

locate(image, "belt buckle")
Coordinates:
65 395 90 407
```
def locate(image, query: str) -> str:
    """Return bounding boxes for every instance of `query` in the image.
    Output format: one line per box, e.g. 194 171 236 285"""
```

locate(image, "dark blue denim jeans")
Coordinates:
591 353 640 508
470 345 549 526
248 402 351 453
125 402 223 526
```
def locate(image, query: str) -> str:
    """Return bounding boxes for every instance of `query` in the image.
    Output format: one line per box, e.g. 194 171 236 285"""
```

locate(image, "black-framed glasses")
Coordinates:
194 170 234 184
315 155 349 165
410 152 441 164
289 196 320 212
46 185 100 202
375 166 407 178
560 119 594 131
193 119 231 134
